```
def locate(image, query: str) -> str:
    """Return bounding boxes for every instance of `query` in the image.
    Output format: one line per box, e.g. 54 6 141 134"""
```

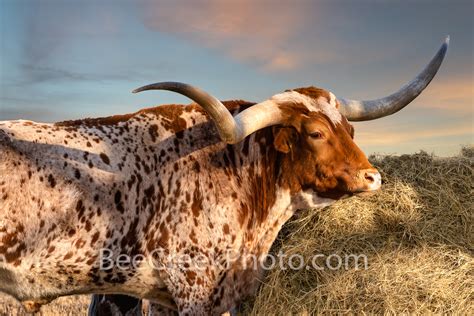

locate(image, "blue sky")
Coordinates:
0 0 472 155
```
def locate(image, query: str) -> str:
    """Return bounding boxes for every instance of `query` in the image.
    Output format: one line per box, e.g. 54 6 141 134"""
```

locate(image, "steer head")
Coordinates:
271 87 381 198
132 37 448 199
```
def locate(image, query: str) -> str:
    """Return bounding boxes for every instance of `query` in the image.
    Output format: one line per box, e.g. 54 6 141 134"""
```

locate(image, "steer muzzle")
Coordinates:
355 168 381 192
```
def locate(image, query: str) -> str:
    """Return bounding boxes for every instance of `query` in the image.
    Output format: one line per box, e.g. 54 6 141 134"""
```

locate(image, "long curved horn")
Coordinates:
132 82 283 144
338 36 449 121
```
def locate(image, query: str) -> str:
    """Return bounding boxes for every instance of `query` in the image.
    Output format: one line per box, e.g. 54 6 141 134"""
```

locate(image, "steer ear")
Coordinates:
273 127 298 154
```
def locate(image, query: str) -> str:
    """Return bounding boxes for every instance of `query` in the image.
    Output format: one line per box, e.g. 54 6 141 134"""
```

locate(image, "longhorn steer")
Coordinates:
0 38 448 315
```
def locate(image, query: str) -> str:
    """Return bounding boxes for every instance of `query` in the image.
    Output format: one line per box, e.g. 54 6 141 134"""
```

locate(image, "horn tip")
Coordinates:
440 36 449 56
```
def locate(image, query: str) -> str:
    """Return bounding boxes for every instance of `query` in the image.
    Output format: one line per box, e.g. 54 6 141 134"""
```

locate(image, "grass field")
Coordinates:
1 148 472 315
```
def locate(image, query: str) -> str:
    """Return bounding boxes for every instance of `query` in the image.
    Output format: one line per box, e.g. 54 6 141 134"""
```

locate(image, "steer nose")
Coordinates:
361 169 381 191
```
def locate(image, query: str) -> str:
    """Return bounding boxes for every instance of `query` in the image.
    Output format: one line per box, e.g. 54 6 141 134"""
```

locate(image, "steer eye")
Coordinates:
309 131 323 139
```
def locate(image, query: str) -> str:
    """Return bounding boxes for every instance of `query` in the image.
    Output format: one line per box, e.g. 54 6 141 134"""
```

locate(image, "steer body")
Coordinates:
0 38 448 315
0 88 376 314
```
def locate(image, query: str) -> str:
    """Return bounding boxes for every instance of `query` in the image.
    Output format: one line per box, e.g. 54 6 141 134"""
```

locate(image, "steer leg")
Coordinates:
89 295 180 316
88 294 142 316
176 301 212 316
147 301 178 316
166 280 222 315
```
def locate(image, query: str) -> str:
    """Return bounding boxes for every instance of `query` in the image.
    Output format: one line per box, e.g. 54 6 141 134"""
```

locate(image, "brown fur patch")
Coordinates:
289 86 331 102
55 100 253 129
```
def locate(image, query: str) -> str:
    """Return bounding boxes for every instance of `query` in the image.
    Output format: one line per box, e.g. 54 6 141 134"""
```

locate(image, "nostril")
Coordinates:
359 170 381 191
364 173 375 183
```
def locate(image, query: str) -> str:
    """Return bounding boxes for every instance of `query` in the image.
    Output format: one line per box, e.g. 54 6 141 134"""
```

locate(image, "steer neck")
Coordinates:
238 128 291 227
237 129 337 263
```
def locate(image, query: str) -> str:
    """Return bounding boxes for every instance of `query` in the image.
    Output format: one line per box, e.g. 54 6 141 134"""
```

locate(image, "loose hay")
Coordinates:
244 147 473 315
1 148 473 315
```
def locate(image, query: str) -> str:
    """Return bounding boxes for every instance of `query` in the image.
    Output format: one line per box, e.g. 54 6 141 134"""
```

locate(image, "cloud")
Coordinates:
137 0 434 72
356 123 473 146
8 64 139 86
22 1 121 63
19 64 89 83
139 0 318 71
413 76 474 113
14 1 125 85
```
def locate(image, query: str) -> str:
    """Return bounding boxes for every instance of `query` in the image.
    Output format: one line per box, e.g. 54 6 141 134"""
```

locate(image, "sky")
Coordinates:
0 0 472 156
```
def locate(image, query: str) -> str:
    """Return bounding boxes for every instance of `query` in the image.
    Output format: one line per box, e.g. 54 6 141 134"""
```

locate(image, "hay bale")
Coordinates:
245 147 473 315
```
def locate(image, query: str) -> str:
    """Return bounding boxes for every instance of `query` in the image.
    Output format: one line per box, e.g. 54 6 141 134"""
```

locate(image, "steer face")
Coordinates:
273 89 381 198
